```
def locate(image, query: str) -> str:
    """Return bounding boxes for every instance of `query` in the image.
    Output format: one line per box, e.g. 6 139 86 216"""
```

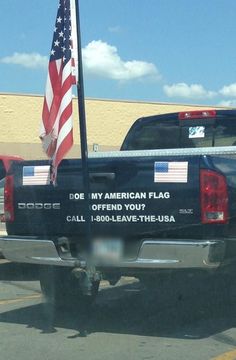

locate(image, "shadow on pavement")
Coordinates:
0 273 236 340
0 262 39 281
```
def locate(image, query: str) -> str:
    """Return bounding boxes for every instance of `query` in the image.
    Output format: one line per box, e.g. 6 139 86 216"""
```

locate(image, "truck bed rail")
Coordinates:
89 146 236 159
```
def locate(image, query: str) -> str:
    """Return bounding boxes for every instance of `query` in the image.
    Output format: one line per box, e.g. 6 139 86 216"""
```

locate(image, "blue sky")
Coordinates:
1 0 236 106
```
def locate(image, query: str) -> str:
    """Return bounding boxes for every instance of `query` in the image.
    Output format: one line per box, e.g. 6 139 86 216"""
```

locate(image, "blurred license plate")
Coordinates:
92 238 123 263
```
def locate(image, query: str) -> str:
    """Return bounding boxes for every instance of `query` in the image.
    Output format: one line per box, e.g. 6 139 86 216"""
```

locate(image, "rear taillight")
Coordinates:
4 175 14 222
200 169 228 224
179 110 216 120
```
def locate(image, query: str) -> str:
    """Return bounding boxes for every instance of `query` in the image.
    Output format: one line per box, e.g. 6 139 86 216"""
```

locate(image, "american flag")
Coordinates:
40 0 78 183
154 162 188 183
23 166 51 186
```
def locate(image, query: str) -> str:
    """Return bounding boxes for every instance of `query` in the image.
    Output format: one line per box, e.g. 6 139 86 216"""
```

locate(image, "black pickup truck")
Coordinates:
1 109 236 304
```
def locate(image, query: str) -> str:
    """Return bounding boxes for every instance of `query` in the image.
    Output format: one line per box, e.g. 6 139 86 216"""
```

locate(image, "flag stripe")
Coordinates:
51 85 72 139
45 74 54 110
54 130 73 168
70 0 78 83
62 60 73 84
55 115 73 154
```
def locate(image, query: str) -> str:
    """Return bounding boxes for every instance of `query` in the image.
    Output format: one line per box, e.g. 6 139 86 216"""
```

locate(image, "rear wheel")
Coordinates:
39 266 99 308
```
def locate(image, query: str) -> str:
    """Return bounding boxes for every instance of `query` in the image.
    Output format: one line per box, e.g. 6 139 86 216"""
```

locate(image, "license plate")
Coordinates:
92 238 123 263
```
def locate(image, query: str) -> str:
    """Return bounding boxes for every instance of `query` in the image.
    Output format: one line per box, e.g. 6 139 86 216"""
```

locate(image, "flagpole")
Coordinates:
74 0 92 253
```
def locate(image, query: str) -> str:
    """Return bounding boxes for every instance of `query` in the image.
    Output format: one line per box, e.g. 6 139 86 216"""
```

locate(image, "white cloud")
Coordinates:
0 41 160 82
0 52 47 69
163 82 216 99
82 40 160 81
219 83 236 98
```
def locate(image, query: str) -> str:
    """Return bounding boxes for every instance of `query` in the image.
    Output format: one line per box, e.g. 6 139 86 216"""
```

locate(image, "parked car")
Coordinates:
0 178 5 221
0 155 23 221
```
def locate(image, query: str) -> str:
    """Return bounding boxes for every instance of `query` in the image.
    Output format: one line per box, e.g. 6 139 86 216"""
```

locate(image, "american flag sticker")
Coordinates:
23 166 51 186
154 162 188 183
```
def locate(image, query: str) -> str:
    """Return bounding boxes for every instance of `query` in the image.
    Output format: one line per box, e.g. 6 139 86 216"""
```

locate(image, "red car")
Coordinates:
0 155 23 222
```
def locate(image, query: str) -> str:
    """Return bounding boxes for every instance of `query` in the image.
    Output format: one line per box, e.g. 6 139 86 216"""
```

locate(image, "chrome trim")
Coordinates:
0 237 226 269
0 237 75 267
133 240 225 269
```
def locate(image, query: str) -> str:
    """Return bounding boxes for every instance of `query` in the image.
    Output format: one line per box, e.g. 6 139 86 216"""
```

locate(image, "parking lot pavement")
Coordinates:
0 221 6 232
0 262 236 360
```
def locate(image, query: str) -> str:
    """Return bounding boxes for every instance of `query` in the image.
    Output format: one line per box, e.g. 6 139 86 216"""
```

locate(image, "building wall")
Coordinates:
0 93 224 160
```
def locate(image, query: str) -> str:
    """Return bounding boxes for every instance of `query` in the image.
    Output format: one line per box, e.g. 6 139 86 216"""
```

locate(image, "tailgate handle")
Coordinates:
89 172 115 181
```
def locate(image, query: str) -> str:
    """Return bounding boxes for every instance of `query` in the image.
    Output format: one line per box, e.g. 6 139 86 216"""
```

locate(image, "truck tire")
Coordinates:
39 266 99 309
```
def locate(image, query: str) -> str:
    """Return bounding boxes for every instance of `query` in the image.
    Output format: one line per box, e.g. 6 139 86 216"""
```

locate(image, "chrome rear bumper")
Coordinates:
0 236 226 270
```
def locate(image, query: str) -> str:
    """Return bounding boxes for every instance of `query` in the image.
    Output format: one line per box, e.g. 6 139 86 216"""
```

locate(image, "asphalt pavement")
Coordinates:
1 260 236 360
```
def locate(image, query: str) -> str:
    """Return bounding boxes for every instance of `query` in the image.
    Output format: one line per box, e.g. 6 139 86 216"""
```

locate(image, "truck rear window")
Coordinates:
125 123 180 150
215 119 236 146
123 117 236 150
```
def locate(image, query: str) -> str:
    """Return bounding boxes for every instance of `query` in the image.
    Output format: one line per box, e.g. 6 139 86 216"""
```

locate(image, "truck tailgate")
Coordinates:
8 154 201 238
